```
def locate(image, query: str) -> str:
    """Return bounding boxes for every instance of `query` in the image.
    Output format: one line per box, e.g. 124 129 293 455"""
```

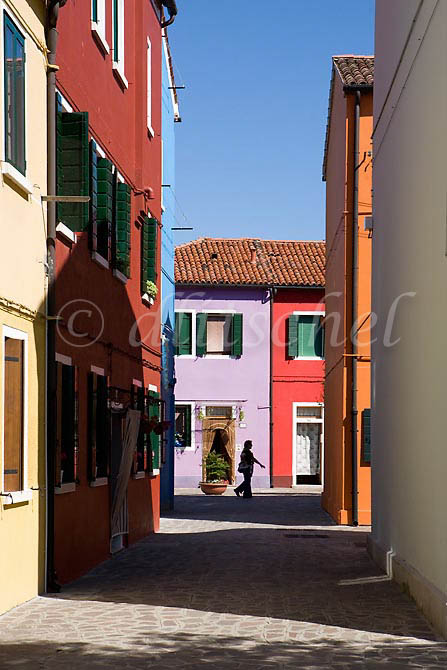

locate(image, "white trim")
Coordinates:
132 379 143 388
162 32 180 119
148 125 155 139
175 401 196 451
89 477 108 487
203 355 231 360
55 90 73 113
91 365 105 376
292 402 324 486
142 293 155 306
292 310 325 316
174 309 196 358
201 309 237 314
91 0 108 53
149 468 160 476
56 222 77 244
55 482 76 494
113 268 128 284
112 0 127 89
147 37 152 133
95 144 106 159
132 471 146 480
92 251 109 269
3 489 32 505
116 171 125 184
1 162 33 195
55 353 72 366
292 311 325 361
148 384 158 393
1 326 29 496
91 21 110 54
112 62 129 89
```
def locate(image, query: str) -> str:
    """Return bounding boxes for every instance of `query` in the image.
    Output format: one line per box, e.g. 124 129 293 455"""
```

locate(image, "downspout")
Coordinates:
45 0 66 592
351 90 361 527
269 287 275 488
161 0 177 28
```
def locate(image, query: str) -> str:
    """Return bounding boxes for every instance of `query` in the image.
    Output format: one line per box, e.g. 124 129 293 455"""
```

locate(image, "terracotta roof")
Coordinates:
175 238 325 287
333 56 374 88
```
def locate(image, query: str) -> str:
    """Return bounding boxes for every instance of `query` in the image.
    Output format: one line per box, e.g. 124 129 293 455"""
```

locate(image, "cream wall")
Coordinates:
0 0 47 614
371 0 447 635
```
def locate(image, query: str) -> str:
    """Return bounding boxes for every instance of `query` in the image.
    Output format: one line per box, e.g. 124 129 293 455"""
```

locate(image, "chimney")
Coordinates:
250 248 257 264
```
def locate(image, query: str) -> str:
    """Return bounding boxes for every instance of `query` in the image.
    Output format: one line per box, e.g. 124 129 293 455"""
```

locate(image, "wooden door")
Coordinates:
202 418 236 483
4 337 23 492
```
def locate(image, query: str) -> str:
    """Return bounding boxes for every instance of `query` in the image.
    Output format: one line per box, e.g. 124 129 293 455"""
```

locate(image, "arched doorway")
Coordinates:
202 418 236 484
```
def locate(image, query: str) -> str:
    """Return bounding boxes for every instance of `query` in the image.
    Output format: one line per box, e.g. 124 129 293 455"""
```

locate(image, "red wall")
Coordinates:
53 1 162 583
272 289 325 487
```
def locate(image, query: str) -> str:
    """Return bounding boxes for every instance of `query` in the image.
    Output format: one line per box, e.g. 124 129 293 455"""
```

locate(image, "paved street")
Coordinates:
1 490 446 669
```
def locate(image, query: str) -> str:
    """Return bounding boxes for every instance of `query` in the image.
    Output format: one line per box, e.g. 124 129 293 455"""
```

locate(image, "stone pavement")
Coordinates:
1 490 447 669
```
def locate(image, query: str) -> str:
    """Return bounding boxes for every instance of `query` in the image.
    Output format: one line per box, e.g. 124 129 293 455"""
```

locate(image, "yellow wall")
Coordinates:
0 0 47 614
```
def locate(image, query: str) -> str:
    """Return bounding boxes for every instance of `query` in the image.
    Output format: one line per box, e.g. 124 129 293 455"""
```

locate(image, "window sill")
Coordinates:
148 469 160 477
91 22 110 54
113 268 128 284
89 477 108 488
142 293 155 306
92 252 109 269
3 489 33 505
1 162 33 195
148 125 155 138
293 357 325 361
56 222 77 245
55 482 76 495
132 472 146 480
112 62 129 89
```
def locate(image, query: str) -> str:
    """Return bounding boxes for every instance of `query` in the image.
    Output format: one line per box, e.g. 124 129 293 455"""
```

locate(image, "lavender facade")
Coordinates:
174 287 271 489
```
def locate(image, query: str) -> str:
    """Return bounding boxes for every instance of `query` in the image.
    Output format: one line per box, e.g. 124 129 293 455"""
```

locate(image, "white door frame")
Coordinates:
292 402 324 486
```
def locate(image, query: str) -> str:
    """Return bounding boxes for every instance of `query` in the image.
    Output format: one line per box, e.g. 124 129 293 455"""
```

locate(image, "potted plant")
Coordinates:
146 280 158 298
200 452 229 495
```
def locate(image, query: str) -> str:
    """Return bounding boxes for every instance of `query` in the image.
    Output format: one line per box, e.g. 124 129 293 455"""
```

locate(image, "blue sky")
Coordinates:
169 0 375 244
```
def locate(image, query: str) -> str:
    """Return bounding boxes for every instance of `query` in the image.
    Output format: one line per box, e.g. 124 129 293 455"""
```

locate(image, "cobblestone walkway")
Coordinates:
1 490 447 669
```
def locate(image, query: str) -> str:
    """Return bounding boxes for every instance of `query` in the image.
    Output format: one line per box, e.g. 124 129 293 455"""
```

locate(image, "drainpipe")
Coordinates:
351 90 361 527
269 287 275 488
161 0 178 28
45 0 66 592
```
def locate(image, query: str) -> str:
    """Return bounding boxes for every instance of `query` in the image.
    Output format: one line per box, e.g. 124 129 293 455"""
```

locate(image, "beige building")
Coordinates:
0 0 47 614
370 0 447 637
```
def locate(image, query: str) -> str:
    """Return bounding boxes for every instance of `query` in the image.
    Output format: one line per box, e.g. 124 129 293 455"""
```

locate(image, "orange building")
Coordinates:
321 56 373 525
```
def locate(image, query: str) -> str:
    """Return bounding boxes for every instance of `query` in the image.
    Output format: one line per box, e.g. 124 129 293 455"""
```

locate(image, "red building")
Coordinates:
271 245 325 488
49 1 177 584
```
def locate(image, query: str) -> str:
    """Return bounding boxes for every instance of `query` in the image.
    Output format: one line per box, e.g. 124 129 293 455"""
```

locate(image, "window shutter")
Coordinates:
56 111 89 231
141 220 149 294
362 409 371 464
175 312 192 355
196 313 207 357
4 338 23 492
149 391 160 471
287 315 299 358
113 181 131 277
61 364 76 483
146 217 158 283
89 140 98 251
96 375 109 477
231 313 243 357
315 317 325 359
184 405 192 446
87 372 97 481
96 157 113 260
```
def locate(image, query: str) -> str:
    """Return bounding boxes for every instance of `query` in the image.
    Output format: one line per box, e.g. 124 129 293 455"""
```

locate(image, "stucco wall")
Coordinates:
372 0 447 613
175 287 270 488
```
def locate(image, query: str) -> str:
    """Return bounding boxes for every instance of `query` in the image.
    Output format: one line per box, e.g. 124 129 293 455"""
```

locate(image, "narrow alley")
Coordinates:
1 491 446 669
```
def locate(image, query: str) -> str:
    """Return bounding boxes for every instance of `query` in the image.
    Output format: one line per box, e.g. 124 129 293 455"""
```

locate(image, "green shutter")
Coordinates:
149 391 160 471
96 374 109 477
113 181 131 277
87 372 97 481
231 313 243 357
61 365 76 483
113 0 119 63
141 216 158 293
315 318 325 358
175 312 192 355
92 0 98 22
298 316 318 357
287 315 299 358
196 313 207 357
362 409 371 464
89 140 98 251
96 157 113 259
56 111 89 231
184 405 192 446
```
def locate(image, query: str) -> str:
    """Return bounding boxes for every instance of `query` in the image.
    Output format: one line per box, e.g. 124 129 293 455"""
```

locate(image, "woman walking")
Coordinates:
234 440 265 498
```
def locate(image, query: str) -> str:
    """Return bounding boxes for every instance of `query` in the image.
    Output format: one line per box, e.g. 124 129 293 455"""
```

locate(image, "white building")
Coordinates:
370 0 447 637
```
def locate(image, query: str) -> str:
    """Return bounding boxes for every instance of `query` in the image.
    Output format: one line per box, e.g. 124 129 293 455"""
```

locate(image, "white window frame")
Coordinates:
292 402 324 488
292 310 325 361
147 37 154 137
1 325 31 504
174 309 196 359
175 401 195 451
91 0 109 54
200 310 236 360
112 0 128 89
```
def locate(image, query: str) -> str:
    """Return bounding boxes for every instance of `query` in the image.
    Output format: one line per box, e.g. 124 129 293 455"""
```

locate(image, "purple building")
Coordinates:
174 239 271 489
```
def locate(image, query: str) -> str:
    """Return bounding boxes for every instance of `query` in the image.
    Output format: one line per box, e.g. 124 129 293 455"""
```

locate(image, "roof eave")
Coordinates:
175 282 325 290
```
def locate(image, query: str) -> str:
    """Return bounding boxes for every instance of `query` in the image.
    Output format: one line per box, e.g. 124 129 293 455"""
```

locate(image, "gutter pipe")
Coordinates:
161 0 177 28
45 0 66 592
351 90 361 527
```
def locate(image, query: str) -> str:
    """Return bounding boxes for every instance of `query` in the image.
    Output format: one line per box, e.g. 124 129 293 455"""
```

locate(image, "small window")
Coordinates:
112 0 126 86
288 315 324 359
206 315 232 355
3 336 24 492
147 38 153 133
4 13 26 174
132 385 147 472
206 406 232 419
175 312 192 355
56 362 78 485
88 372 109 480
175 405 192 448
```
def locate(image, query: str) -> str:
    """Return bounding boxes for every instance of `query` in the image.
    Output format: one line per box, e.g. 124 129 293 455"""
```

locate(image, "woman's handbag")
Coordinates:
238 462 250 473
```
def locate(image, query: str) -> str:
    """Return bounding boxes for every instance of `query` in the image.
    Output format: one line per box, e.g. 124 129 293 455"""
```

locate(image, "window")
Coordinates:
196 313 243 357
175 405 192 448
362 409 371 465
132 384 147 472
141 216 158 295
113 181 131 277
148 389 160 472
56 362 78 485
88 371 109 480
147 38 153 135
3 334 25 492
112 0 127 87
57 108 89 232
288 314 324 359
175 312 193 355
91 0 109 53
4 13 25 174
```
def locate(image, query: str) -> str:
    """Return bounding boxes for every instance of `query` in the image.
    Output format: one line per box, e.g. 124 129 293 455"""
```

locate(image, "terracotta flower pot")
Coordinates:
200 482 228 496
